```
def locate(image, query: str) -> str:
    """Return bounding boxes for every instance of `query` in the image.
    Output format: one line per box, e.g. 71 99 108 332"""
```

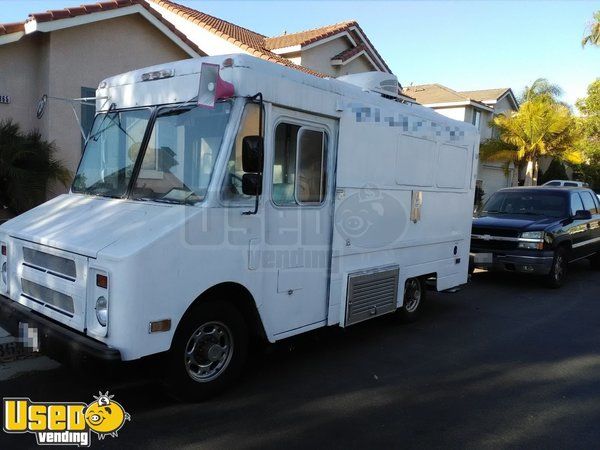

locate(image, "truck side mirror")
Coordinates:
574 209 592 220
242 136 263 173
242 173 262 196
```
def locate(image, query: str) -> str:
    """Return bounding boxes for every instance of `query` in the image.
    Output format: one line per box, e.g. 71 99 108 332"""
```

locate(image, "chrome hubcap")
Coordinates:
184 321 233 382
404 279 421 313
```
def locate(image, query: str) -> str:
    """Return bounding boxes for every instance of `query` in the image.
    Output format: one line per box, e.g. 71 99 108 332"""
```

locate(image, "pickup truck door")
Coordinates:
567 192 591 260
579 191 600 254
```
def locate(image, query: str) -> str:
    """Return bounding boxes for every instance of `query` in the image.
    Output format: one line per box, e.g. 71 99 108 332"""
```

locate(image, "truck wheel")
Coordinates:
165 301 248 401
546 247 568 288
590 252 600 270
398 277 426 322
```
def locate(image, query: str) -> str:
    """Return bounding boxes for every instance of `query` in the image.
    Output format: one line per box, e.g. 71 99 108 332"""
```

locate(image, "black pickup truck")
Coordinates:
470 186 600 287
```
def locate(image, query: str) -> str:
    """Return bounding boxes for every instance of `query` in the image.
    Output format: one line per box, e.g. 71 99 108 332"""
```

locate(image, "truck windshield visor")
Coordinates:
131 102 232 204
72 108 152 198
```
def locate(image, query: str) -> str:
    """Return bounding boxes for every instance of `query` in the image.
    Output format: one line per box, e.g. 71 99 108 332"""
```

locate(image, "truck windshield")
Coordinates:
73 108 152 198
481 191 567 217
72 102 232 203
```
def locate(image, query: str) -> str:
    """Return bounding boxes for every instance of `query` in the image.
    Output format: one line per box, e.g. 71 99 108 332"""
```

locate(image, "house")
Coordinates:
403 83 519 200
0 0 402 197
0 0 203 185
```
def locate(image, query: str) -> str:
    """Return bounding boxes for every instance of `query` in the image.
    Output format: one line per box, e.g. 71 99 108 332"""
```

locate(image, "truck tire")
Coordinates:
398 277 426 322
546 247 568 288
590 252 600 270
165 301 248 402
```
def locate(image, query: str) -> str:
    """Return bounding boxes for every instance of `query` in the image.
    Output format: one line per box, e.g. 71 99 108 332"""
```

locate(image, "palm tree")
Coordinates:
0 119 70 215
582 11 600 48
481 99 583 186
519 78 563 104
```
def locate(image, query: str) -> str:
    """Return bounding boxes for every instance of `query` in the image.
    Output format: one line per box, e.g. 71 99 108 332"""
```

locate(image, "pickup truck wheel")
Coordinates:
546 247 568 288
398 277 426 322
165 301 248 402
590 252 600 270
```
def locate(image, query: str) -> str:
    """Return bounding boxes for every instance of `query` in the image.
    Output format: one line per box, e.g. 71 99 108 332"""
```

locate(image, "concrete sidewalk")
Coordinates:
0 326 59 381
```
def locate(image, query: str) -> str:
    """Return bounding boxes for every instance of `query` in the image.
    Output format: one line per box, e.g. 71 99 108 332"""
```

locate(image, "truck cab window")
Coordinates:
221 103 260 203
571 192 585 216
131 102 231 204
273 122 327 206
580 191 598 214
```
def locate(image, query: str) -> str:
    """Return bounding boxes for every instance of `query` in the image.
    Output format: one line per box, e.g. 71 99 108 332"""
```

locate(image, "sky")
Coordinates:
2 1 598 107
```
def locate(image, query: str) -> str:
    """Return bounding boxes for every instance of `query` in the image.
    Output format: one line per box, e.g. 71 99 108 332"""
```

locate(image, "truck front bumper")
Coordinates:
470 251 554 275
0 294 121 363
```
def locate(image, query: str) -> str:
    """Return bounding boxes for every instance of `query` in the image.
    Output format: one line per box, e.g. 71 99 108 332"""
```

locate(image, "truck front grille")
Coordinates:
21 278 74 316
22 247 76 280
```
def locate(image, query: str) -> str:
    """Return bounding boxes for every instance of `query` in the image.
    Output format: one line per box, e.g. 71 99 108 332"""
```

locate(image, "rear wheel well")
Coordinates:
179 283 267 343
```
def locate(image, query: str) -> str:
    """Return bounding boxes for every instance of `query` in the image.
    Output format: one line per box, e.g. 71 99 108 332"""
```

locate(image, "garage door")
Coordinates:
479 164 511 201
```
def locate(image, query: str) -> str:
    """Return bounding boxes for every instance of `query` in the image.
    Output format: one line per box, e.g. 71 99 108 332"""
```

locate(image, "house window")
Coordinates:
272 122 328 206
80 87 96 152
472 110 481 129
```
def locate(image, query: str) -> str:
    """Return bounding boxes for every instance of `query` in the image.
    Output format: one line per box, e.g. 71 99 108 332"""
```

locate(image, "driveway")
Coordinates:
1 261 600 449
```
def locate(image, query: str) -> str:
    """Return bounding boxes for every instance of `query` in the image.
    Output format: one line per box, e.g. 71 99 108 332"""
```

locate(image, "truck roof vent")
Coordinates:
337 72 400 99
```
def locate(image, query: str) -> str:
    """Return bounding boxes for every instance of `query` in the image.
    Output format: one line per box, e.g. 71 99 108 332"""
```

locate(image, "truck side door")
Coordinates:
579 190 600 254
568 192 592 260
261 107 337 336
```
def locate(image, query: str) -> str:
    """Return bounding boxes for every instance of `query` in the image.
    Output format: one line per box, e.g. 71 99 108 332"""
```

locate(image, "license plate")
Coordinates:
474 253 493 264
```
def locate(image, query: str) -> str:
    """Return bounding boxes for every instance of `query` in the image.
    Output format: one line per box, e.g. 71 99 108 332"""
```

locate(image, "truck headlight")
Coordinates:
519 231 545 250
95 296 108 327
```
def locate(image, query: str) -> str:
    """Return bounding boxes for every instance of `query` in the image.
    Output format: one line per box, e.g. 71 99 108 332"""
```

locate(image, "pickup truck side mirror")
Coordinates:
573 209 592 220
242 136 263 173
242 173 262 196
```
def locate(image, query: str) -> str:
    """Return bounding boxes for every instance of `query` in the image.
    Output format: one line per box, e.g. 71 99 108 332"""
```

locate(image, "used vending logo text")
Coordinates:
3 392 130 446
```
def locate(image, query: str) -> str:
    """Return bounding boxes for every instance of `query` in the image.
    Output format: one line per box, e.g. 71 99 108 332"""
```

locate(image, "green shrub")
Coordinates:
0 119 70 214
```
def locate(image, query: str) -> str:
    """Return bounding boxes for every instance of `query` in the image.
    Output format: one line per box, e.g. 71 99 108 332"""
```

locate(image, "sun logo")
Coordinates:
84 392 130 440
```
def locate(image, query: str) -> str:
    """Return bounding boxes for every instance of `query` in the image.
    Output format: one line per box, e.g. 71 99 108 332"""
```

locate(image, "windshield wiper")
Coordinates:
135 197 200 205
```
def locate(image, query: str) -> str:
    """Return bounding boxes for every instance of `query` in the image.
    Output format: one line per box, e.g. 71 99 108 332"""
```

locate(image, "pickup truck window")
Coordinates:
482 191 567 217
580 191 598 214
570 192 585 215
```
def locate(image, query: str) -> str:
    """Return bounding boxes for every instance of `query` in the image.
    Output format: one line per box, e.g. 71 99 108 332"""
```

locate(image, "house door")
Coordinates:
261 107 337 336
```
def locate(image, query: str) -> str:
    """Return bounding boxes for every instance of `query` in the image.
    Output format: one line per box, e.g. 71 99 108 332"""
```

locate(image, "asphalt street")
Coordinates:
1 261 599 449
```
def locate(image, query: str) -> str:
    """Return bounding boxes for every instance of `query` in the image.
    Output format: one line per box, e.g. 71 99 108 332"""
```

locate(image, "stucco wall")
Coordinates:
0 34 45 136
0 13 190 197
46 14 190 177
432 106 466 122
300 37 353 77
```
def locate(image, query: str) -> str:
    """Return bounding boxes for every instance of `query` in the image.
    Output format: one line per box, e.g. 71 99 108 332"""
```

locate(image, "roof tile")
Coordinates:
150 0 327 77
0 21 25 36
0 0 203 56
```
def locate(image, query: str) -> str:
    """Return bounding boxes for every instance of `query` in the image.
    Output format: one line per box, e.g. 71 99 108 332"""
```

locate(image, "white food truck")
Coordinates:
0 54 479 398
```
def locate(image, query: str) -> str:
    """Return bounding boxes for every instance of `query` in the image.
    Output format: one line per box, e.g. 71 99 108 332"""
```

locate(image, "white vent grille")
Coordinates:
345 266 399 326
21 278 74 316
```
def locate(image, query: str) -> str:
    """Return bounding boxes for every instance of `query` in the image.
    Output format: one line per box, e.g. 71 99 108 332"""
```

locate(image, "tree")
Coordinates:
582 11 600 48
0 119 70 214
538 159 568 185
519 78 563 104
481 95 583 186
575 79 600 188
